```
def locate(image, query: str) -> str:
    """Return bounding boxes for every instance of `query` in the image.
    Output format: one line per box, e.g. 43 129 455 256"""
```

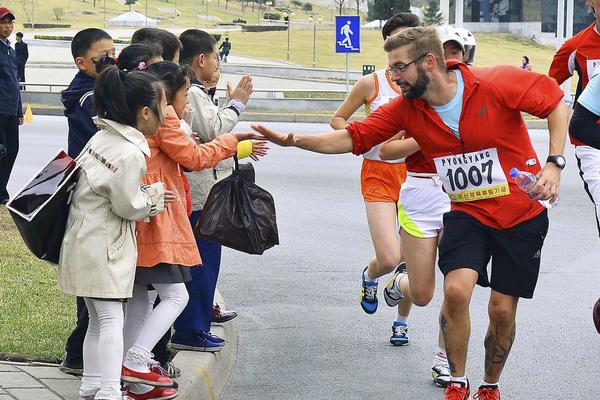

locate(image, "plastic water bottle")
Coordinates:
509 168 556 208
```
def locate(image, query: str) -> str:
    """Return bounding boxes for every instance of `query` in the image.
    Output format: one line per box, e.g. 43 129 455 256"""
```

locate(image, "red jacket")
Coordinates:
347 61 563 229
549 22 600 145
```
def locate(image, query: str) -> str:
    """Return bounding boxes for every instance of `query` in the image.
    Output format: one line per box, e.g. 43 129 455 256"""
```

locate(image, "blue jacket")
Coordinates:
0 39 23 117
61 72 98 158
15 41 28 67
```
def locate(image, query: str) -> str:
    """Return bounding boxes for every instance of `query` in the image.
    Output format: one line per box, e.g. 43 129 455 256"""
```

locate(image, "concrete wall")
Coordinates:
21 90 352 112
220 63 362 81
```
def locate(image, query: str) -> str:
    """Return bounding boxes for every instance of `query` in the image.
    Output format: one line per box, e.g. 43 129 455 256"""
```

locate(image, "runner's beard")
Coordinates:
396 66 429 100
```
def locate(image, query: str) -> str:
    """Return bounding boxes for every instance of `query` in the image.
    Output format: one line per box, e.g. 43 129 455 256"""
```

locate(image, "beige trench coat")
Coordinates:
57 118 165 299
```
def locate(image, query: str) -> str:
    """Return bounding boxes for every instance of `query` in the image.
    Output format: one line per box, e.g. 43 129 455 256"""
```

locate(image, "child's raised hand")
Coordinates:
250 140 269 161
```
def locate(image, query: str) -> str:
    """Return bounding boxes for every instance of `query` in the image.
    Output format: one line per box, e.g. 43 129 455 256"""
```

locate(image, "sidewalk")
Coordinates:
0 296 236 400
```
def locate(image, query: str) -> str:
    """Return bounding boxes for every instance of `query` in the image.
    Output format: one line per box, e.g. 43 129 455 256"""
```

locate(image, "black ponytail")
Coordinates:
94 66 164 127
147 61 191 103
117 42 163 72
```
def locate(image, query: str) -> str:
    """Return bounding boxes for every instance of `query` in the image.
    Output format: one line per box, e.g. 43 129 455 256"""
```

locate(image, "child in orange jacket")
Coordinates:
121 61 266 399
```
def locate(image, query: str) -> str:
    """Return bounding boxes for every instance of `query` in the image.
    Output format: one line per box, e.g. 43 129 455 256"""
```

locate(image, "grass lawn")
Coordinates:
11 0 354 30
0 206 74 363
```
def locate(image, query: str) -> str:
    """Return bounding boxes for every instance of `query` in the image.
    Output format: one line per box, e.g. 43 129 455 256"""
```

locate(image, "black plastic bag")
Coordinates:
195 159 278 255
6 150 80 264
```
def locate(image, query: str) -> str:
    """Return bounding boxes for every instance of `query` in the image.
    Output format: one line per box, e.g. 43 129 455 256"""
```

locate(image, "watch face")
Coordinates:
549 156 566 168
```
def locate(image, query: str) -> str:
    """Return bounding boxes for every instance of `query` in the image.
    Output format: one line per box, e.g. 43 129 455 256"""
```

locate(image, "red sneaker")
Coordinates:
126 387 178 400
444 381 470 400
121 366 174 387
473 386 500 400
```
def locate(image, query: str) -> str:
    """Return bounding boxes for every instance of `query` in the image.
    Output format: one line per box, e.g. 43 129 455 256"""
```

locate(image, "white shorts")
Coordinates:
575 145 600 235
397 175 451 238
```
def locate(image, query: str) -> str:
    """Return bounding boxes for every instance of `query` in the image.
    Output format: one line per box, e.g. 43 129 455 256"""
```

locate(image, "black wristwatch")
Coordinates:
546 155 566 170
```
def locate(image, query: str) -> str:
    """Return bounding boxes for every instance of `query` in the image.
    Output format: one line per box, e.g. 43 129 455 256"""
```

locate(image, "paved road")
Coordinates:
9 118 600 400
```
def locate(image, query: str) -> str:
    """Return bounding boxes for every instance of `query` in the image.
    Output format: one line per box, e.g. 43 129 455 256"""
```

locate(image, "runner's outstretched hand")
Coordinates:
251 124 296 147
532 162 561 203
233 132 264 142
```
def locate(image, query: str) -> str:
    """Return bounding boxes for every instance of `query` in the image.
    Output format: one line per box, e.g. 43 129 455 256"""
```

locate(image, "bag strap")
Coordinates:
234 155 239 171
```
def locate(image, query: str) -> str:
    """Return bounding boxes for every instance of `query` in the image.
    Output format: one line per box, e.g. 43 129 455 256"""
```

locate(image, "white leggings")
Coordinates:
123 283 189 371
80 298 124 400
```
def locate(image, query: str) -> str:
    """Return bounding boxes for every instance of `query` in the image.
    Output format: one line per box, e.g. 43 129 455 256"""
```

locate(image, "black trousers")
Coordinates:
17 65 25 82
64 296 89 364
0 115 19 202
17 65 25 90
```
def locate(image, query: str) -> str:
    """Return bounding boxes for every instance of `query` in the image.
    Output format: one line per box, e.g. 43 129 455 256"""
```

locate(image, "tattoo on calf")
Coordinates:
439 313 458 375
484 324 516 376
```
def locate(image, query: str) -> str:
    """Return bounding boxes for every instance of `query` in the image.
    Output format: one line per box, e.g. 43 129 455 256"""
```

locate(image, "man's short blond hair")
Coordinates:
383 26 446 71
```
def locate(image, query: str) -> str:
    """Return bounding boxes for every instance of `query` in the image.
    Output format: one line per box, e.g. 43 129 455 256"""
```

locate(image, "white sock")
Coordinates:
364 268 377 283
450 375 468 385
433 346 447 365
395 313 408 324
481 380 499 387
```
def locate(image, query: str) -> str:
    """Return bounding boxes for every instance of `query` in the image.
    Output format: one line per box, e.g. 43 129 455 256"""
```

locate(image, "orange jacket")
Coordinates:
136 106 238 267
348 61 563 229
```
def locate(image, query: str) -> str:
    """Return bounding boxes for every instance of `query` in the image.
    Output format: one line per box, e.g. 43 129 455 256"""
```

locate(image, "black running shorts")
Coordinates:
438 210 549 299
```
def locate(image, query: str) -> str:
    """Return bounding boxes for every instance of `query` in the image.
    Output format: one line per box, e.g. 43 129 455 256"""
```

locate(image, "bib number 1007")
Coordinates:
445 160 493 191
434 148 510 202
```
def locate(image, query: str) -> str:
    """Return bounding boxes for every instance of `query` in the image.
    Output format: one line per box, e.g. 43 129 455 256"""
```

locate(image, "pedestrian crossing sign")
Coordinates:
336 16 361 53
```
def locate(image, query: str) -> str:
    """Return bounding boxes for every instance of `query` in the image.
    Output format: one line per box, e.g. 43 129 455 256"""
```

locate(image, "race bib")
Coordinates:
434 148 510 202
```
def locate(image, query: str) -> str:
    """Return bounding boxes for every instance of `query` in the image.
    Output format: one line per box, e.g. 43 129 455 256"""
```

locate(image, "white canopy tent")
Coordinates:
108 11 157 27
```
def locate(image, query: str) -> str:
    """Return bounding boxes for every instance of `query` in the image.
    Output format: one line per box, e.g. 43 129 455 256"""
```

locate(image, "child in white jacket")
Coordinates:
58 66 175 400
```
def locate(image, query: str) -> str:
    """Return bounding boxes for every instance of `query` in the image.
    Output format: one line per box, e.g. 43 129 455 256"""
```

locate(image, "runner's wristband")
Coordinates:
237 140 253 160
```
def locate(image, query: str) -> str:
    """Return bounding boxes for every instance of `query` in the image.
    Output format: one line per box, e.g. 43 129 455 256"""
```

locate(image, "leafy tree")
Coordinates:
53 7 64 20
367 0 410 21
302 2 312 12
422 0 443 26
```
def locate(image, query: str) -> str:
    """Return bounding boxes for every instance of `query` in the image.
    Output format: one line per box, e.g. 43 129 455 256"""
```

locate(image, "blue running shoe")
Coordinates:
360 267 378 314
390 321 409 346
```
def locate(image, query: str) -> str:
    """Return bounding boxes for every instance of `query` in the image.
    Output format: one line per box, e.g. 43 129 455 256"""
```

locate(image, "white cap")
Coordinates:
454 27 477 47
436 25 465 51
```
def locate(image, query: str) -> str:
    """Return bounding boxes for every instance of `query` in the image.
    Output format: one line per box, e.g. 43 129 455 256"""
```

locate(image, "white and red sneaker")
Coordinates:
121 366 174 387
126 387 178 400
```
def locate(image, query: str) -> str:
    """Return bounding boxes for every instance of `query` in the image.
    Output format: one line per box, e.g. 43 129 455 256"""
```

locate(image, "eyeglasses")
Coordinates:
387 53 428 75
0 20 14 25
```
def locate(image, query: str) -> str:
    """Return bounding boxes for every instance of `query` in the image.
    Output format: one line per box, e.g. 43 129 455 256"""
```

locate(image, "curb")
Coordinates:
173 290 237 400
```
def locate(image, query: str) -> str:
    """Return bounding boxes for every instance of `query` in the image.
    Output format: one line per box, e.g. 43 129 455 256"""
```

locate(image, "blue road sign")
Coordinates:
336 16 360 53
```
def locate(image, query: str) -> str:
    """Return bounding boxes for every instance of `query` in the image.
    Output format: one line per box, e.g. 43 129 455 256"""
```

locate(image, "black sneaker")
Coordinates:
59 354 83 376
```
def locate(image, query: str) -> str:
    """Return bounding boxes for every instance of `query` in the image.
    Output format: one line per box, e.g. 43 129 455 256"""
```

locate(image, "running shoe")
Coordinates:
444 381 470 400
360 267 378 314
121 366 175 387
431 359 452 388
473 385 500 400
383 263 407 307
389 321 409 346
126 387 178 400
